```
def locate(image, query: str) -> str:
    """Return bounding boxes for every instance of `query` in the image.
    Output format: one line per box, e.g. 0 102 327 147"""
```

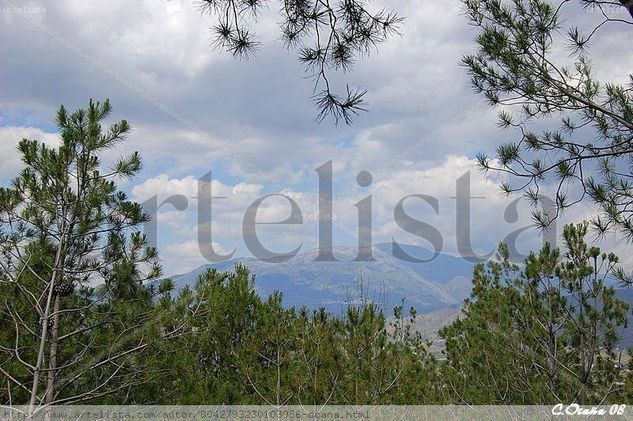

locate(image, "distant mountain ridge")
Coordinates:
167 243 633 347
168 243 475 314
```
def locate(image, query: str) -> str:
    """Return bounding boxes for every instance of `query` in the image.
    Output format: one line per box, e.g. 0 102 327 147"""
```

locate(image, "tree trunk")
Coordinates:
28 248 64 418
547 326 557 399
45 294 61 405
28 224 67 419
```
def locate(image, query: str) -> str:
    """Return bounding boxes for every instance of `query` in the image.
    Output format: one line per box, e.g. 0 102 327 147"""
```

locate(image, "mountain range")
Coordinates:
168 243 633 348
168 243 475 314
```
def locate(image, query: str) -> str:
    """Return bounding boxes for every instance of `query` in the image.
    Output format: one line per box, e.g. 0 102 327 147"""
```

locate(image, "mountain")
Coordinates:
168 243 475 314
167 244 633 348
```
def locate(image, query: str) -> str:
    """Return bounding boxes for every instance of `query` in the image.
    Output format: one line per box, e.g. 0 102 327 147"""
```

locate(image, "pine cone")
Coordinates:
53 282 75 297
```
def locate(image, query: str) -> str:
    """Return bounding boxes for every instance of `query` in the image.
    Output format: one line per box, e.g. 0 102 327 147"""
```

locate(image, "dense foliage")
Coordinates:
3 230 632 406
441 224 630 404
129 266 441 405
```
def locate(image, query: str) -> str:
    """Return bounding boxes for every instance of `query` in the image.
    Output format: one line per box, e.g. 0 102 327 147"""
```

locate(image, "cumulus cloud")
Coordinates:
131 173 264 206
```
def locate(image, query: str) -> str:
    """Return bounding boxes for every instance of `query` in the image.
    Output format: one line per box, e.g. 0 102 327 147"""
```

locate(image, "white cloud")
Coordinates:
163 239 229 275
132 174 263 202
0 126 59 180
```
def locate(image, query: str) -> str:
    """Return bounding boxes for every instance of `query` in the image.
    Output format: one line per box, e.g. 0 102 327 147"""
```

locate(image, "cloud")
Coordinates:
0 126 59 179
131 173 264 206
2 0 631 275
163 239 229 275
136 155 632 275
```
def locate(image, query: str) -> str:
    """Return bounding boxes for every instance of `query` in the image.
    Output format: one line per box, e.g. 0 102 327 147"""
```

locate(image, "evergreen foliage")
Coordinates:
441 224 631 404
197 0 403 124
463 0 633 239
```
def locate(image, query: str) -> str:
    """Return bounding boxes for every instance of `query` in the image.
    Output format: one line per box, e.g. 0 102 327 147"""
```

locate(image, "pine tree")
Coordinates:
441 223 630 404
463 0 633 238
0 100 190 415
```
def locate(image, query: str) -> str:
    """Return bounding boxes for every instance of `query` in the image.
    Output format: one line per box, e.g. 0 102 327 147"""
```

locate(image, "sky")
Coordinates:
1 0 632 276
